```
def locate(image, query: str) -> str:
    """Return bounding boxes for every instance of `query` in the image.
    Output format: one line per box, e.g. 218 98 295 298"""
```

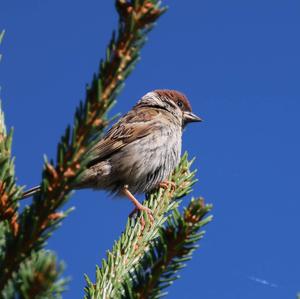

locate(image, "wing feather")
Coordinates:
87 107 161 167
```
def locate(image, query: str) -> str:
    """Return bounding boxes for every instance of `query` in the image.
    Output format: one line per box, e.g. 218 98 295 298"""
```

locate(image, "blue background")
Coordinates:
1 0 300 298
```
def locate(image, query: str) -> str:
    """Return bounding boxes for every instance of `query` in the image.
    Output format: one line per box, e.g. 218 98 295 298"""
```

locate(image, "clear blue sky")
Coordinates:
1 1 300 298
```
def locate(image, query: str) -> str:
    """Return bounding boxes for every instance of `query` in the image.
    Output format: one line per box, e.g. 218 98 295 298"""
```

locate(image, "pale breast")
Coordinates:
108 122 182 193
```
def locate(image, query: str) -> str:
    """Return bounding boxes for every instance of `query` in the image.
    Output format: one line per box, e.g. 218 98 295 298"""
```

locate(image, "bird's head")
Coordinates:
138 89 202 127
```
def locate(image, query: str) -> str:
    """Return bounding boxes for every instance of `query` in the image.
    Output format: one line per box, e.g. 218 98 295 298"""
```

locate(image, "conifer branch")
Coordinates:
0 102 22 237
0 0 166 292
2 250 67 299
0 32 65 298
0 32 22 237
84 153 198 298
124 198 213 299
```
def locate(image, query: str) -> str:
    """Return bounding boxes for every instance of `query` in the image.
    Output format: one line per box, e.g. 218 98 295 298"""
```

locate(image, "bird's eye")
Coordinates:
177 100 184 108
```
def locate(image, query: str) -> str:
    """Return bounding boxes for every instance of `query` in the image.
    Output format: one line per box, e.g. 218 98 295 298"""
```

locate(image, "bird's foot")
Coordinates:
159 180 176 192
129 205 154 230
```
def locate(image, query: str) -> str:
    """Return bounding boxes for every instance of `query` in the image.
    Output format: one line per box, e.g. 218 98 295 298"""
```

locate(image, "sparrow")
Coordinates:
22 90 202 219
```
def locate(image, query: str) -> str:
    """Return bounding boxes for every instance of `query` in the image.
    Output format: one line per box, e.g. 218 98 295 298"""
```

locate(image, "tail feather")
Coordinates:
21 185 41 199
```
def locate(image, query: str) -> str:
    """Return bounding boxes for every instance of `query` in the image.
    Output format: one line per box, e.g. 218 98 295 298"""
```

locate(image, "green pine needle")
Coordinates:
84 153 203 298
2 250 68 299
123 198 213 299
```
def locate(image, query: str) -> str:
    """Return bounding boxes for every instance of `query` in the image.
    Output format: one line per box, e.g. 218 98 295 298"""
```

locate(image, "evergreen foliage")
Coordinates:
0 30 68 298
2 251 67 299
84 154 198 298
0 2 213 298
84 154 212 298
123 198 212 299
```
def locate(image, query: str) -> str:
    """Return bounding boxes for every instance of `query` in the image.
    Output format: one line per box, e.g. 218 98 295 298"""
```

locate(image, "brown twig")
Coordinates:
0 186 19 235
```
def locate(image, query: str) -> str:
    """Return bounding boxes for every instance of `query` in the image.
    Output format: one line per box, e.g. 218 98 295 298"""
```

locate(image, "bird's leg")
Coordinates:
122 185 154 226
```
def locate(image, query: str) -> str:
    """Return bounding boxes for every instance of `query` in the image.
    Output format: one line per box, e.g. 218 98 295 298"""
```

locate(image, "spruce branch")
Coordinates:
84 153 197 299
0 0 167 292
0 30 66 299
0 31 22 236
0 102 22 236
2 250 67 299
124 198 213 299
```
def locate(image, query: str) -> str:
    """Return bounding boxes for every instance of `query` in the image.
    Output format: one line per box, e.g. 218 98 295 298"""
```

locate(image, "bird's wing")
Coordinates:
87 107 162 167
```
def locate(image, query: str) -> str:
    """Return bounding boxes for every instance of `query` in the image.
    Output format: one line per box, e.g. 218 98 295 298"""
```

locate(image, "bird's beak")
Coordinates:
183 111 203 123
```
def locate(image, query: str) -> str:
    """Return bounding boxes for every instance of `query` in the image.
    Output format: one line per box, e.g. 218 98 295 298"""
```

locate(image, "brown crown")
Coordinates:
154 89 192 112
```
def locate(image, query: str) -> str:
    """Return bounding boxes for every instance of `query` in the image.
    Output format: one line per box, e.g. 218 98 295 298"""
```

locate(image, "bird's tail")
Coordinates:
21 185 41 199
